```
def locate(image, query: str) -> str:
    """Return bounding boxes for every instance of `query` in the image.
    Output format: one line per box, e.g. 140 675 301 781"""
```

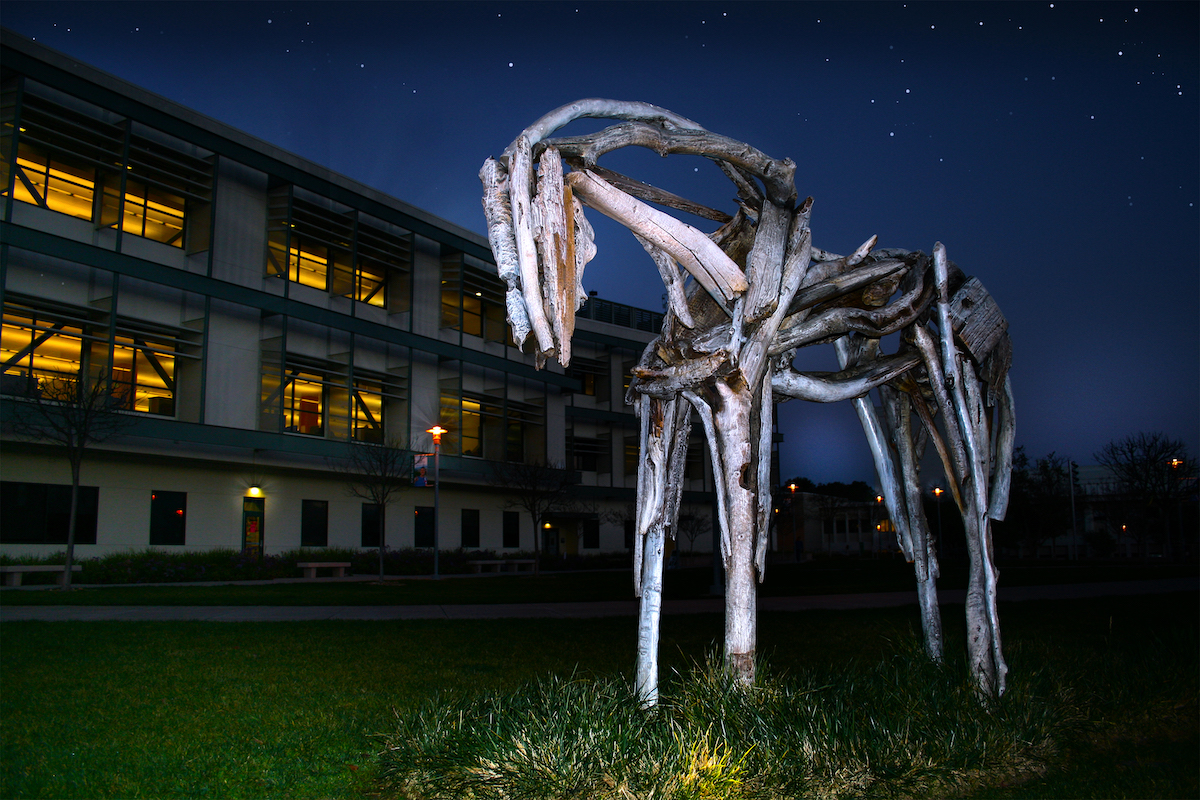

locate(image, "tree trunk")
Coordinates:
63 457 81 591
634 519 665 706
713 382 760 686
378 506 386 581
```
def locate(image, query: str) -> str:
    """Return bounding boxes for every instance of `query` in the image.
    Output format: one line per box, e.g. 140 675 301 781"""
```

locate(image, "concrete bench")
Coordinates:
0 564 83 587
295 561 351 579
467 559 537 574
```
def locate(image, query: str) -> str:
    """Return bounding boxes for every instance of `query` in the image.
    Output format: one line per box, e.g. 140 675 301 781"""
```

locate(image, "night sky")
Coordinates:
3 1 1197 485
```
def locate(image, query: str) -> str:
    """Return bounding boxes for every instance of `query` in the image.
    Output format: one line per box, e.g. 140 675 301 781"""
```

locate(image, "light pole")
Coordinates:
427 425 446 579
933 487 944 558
1068 459 1078 561
875 494 884 557
788 483 797 559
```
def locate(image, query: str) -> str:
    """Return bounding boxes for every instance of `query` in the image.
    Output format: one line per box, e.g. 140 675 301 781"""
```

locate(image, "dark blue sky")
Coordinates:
4 1 1197 484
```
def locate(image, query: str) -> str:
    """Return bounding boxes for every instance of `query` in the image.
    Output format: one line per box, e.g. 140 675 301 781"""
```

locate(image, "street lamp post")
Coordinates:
1068 459 1078 561
932 487 944 558
427 426 447 579
788 483 797 559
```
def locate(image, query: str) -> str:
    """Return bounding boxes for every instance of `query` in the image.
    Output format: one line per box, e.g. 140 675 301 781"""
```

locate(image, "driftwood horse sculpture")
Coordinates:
481 100 1015 704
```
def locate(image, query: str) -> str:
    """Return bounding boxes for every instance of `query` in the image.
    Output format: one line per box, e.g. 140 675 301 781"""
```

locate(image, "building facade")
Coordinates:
0 30 717 559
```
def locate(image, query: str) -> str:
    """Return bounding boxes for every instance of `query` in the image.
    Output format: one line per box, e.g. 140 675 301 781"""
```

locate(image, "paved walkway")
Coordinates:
1 577 1194 622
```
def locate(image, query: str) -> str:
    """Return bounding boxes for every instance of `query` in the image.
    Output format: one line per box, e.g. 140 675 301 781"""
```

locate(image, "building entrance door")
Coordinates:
542 526 559 555
242 497 265 557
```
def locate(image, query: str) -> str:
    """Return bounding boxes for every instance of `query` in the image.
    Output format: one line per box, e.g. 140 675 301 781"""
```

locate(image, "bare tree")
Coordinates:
329 438 413 580
1096 432 1197 559
2 371 134 589
487 459 574 572
675 510 711 553
996 448 1074 557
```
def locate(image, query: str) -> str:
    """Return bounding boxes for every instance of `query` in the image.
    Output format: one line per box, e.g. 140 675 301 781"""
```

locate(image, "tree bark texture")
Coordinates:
481 99 1015 701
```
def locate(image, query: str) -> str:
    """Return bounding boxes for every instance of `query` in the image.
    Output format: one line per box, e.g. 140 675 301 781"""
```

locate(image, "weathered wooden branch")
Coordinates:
508 136 557 362
546 121 797 206
566 170 748 308
772 350 922 403
562 159 732 223
633 234 697 329
883 383 944 661
503 98 706 157
479 158 532 347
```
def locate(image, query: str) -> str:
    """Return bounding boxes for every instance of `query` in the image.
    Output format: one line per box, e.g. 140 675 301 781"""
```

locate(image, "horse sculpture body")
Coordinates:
481 100 1015 703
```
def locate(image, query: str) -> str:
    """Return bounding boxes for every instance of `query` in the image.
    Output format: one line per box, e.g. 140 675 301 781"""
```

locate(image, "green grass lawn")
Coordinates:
2 592 1196 798
2 558 1195 607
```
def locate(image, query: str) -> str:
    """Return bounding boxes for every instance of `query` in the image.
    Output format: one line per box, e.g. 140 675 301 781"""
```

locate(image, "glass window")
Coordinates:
568 436 607 473
261 347 405 441
2 297 191 417
12 143 96 221
440 253 508 342
265 189 410 309
0 481 99 545
414 506 434 548
361 503 382 548
110 339 176 416
351 380 384 444
461 509 480 549
301 499 328 547
281 372 325 436
106 177 185 247
567 356 607 399
2 92 211 249
624 435 640 477
582 518 600 549
503 510 520 549
149 490 186 546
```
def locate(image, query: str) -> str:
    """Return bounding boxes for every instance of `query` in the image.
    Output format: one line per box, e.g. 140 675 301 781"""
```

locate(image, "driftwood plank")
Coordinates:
949 277 1008 364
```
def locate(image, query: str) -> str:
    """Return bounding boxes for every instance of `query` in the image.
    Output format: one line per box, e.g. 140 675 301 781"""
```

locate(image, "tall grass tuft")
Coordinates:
377 641 1071 799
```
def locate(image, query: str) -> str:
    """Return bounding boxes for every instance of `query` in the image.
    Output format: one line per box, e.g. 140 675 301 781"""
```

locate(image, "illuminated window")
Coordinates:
10 144 95 221
260 350 405 441
2 296 191 416
2 91 211 250
281 373 325 436
567 356 607 398
438 383 542 462
102 175 185 246
351 380 385 444
440 253 508 343
442 394 500 458
266 188 410 309
110 339 176 416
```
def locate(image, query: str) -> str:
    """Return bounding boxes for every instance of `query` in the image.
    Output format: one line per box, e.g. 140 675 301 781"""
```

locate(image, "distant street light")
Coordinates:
427 425 447 579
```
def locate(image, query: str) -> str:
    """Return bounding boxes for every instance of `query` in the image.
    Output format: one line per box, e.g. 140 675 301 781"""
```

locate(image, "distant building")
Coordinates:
774 488 896 558
0 30 719 558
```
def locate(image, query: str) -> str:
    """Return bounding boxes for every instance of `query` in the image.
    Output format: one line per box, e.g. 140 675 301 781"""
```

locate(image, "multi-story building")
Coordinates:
0 30 717 559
